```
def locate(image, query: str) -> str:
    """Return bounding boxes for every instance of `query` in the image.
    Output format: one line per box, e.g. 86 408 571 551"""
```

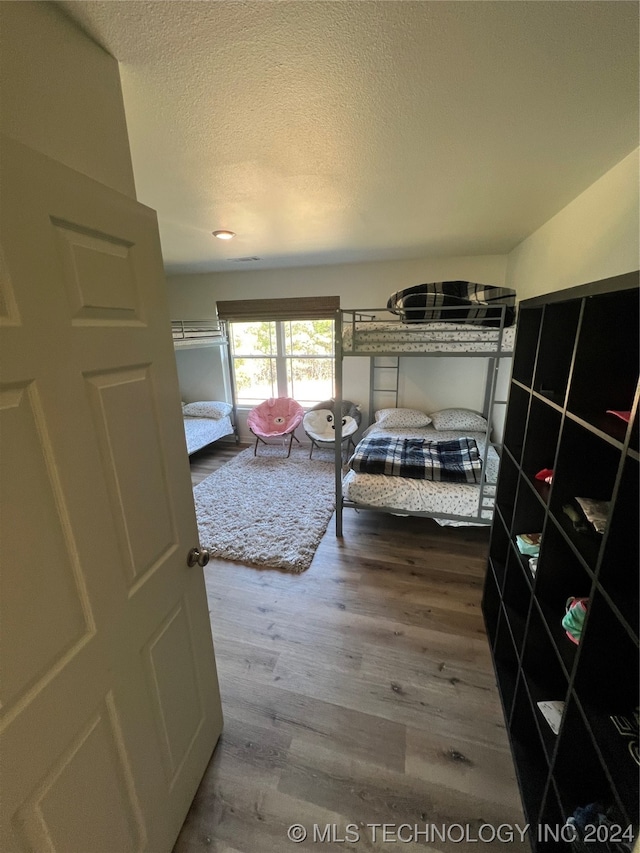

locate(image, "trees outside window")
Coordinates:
230 319 334 406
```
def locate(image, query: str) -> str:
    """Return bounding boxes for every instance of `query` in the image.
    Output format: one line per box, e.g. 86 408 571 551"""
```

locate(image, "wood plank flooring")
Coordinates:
175 442 529 853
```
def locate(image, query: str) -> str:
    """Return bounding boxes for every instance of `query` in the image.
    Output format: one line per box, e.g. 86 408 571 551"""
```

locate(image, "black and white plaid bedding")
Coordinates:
349 435 482 483
387 281 516 327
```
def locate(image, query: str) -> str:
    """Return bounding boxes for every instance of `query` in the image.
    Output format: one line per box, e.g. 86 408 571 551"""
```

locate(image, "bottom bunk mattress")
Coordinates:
342 423 499 525
183 415 234 455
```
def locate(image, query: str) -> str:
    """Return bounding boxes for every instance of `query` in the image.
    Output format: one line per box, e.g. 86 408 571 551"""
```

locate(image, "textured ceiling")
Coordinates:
58 1 639 274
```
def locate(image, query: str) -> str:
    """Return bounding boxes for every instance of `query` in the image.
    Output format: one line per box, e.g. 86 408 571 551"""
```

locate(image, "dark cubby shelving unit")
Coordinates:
483 272 639 851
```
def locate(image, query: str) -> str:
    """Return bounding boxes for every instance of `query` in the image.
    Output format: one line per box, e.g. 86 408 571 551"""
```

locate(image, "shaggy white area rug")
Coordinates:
193 444 336 573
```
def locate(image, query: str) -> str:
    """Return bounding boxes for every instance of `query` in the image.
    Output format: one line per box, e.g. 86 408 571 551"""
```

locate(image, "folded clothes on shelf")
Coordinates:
534 468 554 484
537 700 564 734
575 496 610 534
605 409 631 423
562 501 590 533
564 802 634 852
562 596 588 645
516 532 541 556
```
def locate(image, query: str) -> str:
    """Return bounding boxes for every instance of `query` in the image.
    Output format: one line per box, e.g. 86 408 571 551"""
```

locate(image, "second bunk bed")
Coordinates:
172 318 239 454
333 283 516 536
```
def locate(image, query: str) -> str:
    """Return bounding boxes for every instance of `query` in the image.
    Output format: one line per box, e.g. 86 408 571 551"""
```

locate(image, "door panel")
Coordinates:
84 365 177 584
144 599 206 785
0 383 93 712
52 218 143 324
15 694 146 853
0 136 222 853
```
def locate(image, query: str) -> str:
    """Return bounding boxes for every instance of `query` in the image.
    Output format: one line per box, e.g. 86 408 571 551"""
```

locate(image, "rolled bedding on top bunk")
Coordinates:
349 434 482 484
387 281 516 327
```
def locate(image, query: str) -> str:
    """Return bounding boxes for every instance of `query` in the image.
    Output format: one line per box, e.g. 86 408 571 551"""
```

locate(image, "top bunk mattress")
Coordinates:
341 320 515 355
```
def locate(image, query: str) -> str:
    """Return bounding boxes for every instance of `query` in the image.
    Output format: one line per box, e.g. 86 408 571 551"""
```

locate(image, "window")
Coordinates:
230 319 334 406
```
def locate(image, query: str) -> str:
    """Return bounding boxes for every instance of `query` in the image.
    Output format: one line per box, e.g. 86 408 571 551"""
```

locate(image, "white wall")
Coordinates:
167 255 507 312
175 347 228 404
167 254 510 441
507 149 639 299
0 1 136 199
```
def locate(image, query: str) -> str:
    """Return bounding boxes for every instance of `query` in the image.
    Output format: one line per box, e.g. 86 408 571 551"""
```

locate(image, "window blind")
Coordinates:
216 296 340 322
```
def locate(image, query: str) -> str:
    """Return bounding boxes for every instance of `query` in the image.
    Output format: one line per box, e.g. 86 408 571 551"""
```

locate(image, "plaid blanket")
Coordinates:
349 435 482 483
387 281 516 327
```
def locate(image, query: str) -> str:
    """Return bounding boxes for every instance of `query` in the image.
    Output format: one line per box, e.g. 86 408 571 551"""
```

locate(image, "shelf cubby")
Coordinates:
534 596 580 682
482 565 501 647
552 698 622 827
495 449 519 529
503 382 530 463
510 680 549 822
568 287 639 443
535 522 593 618
523 605 569 699
513 470 546 531
522 605 569 761
536 787 572 853
502 552 531 652
488 513 510 589
494 609 520 719
484 273 639 851
550 417 620 570
511 475 546 587
512 307 542 387
522 397 561 502
597 455 639 639
572 593 639 824
534 299 581 407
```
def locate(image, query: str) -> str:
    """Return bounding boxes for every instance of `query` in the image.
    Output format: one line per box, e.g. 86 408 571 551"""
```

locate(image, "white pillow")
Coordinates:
430 408 487 431
182 400 232 419
375 408 432 428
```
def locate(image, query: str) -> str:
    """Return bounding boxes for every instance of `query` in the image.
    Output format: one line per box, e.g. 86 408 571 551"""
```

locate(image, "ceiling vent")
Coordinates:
228 256 262 262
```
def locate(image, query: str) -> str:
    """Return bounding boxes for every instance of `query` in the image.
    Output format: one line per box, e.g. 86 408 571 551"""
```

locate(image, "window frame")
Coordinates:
229 318 335 407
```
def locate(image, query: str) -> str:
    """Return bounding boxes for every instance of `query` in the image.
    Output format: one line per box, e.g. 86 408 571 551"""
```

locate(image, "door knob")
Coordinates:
187 547 210 568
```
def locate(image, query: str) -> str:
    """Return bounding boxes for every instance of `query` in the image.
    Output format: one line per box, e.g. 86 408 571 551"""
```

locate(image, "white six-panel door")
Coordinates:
0 136 223 853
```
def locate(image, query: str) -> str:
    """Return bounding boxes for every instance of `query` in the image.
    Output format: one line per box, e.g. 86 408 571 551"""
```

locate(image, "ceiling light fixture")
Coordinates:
212 230 236 240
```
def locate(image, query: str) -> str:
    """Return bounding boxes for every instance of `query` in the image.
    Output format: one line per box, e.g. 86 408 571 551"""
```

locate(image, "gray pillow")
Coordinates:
375 408 432 428
430 408 487 431
183 400 232 419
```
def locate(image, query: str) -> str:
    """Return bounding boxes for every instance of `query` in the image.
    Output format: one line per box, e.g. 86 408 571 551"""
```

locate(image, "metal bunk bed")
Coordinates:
172 318 227 348
171 318 240 450
333 304 515 536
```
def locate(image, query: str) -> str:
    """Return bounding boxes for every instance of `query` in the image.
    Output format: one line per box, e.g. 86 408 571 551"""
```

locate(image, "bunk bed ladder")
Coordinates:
369 357 400 422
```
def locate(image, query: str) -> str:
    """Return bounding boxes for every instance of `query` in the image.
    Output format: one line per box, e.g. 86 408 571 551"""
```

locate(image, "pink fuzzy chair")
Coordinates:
247 397 305 457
